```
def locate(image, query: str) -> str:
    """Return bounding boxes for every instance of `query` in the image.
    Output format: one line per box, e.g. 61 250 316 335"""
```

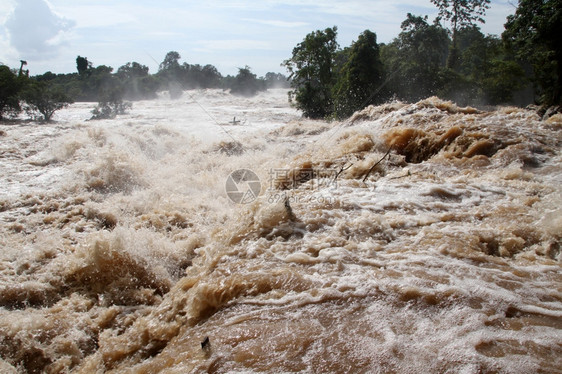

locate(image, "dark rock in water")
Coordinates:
530 104 562 120
201 336 210 350
542 106 561 121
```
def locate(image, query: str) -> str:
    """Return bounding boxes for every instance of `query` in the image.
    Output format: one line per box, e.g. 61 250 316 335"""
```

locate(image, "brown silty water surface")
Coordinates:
0 90 561 373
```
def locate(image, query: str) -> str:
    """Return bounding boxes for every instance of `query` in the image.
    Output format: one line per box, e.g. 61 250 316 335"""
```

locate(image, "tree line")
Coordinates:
284 0 561 119
0 52 289 121
1 0 559 122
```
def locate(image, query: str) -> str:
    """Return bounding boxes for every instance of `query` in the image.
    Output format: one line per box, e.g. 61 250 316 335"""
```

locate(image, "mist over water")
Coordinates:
0 89 561 373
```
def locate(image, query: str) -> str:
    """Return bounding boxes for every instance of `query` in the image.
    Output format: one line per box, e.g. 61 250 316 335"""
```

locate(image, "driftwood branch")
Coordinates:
333 162 353 183
362 147 392 183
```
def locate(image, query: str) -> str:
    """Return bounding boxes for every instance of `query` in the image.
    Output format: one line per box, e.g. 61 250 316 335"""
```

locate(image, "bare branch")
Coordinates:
362 147 392 183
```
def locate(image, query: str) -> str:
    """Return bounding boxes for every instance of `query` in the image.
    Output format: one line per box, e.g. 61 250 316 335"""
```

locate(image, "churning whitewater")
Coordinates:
0 89 561 373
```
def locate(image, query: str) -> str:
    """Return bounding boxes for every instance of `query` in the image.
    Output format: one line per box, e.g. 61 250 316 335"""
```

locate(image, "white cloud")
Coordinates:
0 0 16 20
56 5 136 28
5 0 75 60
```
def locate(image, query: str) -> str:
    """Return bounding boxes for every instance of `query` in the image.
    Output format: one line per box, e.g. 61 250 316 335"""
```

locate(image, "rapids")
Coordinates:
0 89 561 373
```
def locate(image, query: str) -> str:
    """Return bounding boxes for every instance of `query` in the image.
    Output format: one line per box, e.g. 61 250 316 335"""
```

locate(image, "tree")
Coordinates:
264 72 290 88
283 26 339 118
430 0 491 68
200 64 222 88
22 80 74 121
381 14 449 102
455 27 525 105
230 66 265 97
76 56 92 75
333 30 386 118
158 51 186 98
117 62 149 81
159 51 181 72
19 60 28 77
90 85 131 120
76 65 118 101
503 0 562 106
116 62 158 100
0 65 22 119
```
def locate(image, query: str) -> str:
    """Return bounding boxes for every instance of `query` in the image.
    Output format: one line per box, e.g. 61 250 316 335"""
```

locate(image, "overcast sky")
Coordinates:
0 0 517 77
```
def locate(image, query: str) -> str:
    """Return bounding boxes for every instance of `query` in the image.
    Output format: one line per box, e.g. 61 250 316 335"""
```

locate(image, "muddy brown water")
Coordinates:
1 92 561 373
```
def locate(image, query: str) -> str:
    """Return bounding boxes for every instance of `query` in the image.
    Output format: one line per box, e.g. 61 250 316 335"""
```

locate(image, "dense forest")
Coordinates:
0 51 288 121
0 0 560 121
285 0 561 119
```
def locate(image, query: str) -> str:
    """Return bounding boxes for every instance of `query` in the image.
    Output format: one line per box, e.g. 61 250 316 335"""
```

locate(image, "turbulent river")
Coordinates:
0 89 561 373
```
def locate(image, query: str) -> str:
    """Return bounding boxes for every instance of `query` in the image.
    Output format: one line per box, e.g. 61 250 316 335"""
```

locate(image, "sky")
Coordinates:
0 0 517 77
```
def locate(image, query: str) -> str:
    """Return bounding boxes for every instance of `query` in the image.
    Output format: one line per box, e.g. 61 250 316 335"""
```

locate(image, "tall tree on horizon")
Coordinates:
76 56 92 75
333 30 385 118
430 0 491 69
158 51 181 72
283 26 339 118
503 0 562 106
0 65 22 119
381 14 449 102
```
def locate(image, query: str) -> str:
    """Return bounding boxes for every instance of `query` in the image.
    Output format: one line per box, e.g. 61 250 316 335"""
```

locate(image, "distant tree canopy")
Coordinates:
283 26 339 118
2 0 559 123
333 30 385 118
230 66 266 97
264 72 291 88
503 0 562 106
0 52 290 122
430 0 491 68
0 65 22 119
22 80 73 121
381 14 449 102
282 0 559 119
159 51 181 73
76 56 92 75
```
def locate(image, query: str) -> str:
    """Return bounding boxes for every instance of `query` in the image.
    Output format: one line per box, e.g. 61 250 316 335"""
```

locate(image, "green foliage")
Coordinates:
230 66 266 97
264 72 290 88
91 86 131 120
378 13 525 107
455 27 525 105
481 59 526 104
117 62 149 80
0 65 22 119
117 62 158 100
157 51 185 96
381 14 449 102
22 80 74 121
159 51 181 73
76 65 119 102
333 30 386 118
430 0 491 30
503 0 562 106
437 67 476 106
283 26 339 118
156 52 225 94
185 64 222 89
430 0 491 68
76 56 92 75
5 52 288 119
